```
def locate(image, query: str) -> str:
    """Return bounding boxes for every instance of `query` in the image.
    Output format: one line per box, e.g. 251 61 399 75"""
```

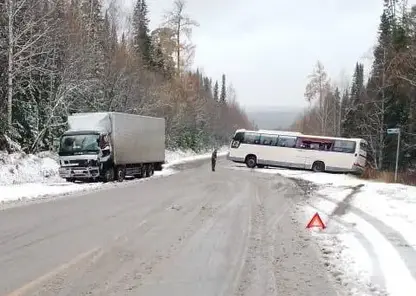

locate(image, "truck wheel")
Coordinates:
143 164 149 178
66 178 75 183
139 166 146 178
103 168 114 183
154 163 163 171
116 167 125 182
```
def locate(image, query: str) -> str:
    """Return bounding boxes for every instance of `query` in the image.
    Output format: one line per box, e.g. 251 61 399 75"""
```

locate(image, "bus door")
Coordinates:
274 135 305 169
296 137 334 169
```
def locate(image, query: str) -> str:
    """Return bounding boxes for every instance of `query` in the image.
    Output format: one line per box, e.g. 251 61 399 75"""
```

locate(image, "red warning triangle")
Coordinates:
306 213 326 229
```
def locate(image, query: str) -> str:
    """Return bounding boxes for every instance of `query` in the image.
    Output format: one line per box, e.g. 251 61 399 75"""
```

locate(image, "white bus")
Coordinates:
227 129 368 174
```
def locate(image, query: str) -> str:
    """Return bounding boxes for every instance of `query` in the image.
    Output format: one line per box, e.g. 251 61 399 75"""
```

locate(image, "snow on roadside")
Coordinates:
0 146 229 203
246 166 416 295
273 169 416 251
164 146 228 167
0 151 62 185
0 182 101 203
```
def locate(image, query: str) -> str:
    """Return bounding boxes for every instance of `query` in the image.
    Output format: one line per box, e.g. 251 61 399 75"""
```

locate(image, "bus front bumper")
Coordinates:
227 154 244 162
351 164 365 175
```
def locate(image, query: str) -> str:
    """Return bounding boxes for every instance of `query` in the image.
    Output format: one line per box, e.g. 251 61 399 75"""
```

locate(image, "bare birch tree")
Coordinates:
304 61 332 135
5 0 54 131
163 0 199 76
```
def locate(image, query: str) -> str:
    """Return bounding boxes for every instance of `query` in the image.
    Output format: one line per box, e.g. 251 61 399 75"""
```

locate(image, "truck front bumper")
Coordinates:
59 166 100 179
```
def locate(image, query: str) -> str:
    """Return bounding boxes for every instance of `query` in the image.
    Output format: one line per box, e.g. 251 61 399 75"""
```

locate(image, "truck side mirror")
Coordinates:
99 135 109 149
102 146 110 157
53 138 60 151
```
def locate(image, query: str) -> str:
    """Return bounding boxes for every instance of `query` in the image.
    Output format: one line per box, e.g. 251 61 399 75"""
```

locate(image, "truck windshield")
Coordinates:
59 134 100 156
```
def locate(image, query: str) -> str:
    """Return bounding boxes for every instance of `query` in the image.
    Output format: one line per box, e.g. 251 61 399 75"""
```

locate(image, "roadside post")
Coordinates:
387 128 401 182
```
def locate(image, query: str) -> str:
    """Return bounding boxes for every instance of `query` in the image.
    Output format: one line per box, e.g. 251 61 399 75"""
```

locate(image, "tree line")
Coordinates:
0 0 252 153
292 0 416 172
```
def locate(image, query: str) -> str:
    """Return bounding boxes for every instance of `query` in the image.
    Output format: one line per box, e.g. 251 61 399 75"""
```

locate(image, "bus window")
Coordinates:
333 140 356 153
297 137 334 151
312 143 321 150
277 136 297 148
243 132 261 144
260 134 278 146
295 138 305 148
233 132 244 142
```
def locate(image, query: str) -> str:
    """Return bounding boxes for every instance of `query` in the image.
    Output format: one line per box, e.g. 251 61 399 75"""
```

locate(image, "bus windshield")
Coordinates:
233 131 244 142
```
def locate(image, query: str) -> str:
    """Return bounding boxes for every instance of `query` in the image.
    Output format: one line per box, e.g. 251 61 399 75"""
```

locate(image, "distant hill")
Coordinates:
246 106 303 130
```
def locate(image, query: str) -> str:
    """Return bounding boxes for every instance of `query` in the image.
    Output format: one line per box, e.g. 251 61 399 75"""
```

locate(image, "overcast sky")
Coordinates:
120 0 416 110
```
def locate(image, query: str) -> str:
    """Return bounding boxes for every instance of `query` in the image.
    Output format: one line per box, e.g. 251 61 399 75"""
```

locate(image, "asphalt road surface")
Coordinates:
0 159 344 296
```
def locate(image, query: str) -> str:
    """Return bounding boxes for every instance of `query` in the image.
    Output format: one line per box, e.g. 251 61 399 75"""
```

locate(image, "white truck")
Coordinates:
58 112 165 182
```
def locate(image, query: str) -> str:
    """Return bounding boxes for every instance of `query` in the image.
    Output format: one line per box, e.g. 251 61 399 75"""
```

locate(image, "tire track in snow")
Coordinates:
322 189 416 283
343 213 416 295
296 177 416 295
294 177 416 283
307 202 387 294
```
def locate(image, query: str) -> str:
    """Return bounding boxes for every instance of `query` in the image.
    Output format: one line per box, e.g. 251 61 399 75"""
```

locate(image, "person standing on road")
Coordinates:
211 149 217 172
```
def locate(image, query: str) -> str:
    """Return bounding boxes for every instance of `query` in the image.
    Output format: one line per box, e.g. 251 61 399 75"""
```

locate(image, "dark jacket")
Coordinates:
211 150 217 161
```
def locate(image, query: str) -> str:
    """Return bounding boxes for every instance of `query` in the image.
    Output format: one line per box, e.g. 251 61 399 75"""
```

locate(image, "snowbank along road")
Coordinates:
0 158 346 296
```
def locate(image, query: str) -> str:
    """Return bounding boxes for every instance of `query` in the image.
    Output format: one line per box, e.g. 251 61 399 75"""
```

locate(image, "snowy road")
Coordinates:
0 159 344 296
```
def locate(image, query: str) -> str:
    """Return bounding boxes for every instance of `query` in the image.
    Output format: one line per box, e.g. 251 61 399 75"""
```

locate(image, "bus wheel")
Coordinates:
245 155 257 168
312 161 325 172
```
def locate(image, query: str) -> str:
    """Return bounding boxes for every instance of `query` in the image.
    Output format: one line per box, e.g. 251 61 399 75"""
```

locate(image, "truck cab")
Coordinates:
58 130 112 182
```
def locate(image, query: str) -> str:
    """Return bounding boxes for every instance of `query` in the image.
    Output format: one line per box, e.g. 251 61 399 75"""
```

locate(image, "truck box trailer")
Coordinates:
58 112 165 182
